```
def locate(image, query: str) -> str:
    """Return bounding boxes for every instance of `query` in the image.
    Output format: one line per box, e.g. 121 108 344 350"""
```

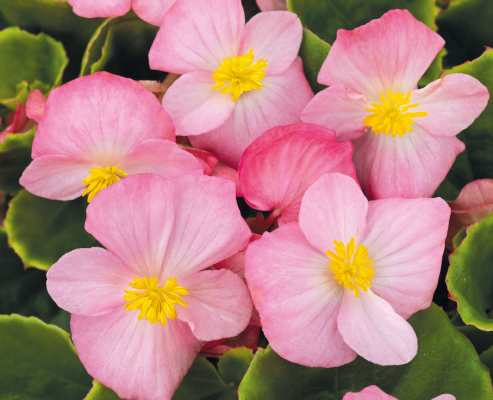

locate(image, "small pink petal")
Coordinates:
433 395 456 400
337 289 418 366
26 89 46 122
149 0 244 74
239 11 302 75
299 173 367 254
199 325 259 357
67 0 131 18
132 0 175 26
178 144 218 175
343 385 396 400
256 0 287 11
178 269 252 341
245 224 357 368
319 9 444 99
47 248 134 316
210 161 243 197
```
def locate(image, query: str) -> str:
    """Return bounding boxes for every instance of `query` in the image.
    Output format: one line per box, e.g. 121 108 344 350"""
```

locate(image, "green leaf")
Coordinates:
0 125 36 152
0 147 32 195
218 348 254 387
0 27 67 109
456 325 493 354
298 28 330 94
5 190 100 270
436 0 493 68
447 214 493 330
435 49 493 200
238 304 493 399
85 381 122 400
0 314 92 399
419 47 447 87
480 346 493 369
0 226 59 322
453 225 467 249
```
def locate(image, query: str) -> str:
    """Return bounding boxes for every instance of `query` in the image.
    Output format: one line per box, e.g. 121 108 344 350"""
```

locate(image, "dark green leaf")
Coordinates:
218 348 254 387
298 28 330 93
0 147 32 195
480 346 493 369
457 325 493 354
453 225 467 249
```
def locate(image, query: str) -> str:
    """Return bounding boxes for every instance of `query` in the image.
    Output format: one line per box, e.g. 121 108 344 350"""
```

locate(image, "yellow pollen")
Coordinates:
326 238 375 298
123 277 188 325
364 90 428 137
212 49 268 102
82 166 127 202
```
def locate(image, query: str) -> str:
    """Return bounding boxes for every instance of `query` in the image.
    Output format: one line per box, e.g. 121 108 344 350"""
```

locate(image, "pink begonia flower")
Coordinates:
0 103 35 143
343 385 455 400
239 123 357 226
256 0 287 12
446 179 493 250
20 72 203 202
149 0 314 168
245 173 450 367
47 173 253 400
301 9 489 200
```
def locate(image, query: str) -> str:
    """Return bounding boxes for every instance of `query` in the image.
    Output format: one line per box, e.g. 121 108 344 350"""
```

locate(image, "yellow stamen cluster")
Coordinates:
326 238 375 298
212 49 268 102
123 277 188 325
364 90 428 137
82 166 127 202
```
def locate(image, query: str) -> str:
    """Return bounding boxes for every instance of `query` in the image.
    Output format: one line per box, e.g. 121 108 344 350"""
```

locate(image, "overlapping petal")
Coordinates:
67 0 131 18
343 385 395 400
256 0 287 11
132 0 175 26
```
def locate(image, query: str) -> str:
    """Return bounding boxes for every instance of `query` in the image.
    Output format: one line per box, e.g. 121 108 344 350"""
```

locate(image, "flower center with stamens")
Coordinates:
364 90 428 137
82 166 127 202
326 238 375 298
212 49 268 102
123 277 188 325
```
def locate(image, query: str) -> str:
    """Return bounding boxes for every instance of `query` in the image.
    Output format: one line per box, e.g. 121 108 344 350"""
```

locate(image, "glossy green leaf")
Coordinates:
0 314 92 400
298 28 330 94
5 190 100 270
239 304 493 399
0 125 36 152
0 27 67 108
447 214 493 330
0 147 32 195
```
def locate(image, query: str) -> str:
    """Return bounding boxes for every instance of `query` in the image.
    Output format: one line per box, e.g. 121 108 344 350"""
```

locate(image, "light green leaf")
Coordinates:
0 125 36 152
85 381 122 400
298 28 330 94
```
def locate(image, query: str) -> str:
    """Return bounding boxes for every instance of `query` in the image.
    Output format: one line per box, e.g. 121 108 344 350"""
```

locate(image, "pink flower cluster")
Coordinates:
21 1 488 399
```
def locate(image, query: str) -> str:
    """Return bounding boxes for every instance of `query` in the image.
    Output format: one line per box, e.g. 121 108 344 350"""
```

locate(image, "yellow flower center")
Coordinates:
364 90 428 137
212 49 268 102
326 238 375 298
123 277 188 325
82 166 127 203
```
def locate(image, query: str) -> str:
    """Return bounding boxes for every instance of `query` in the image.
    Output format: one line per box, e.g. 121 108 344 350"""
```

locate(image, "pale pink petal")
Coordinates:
119 139 203 178
46 248 134 316
189 57 314 168
240 123 357 225
32 72 175 164
343 385 396 400
26 89 46 123
363 198 450 319
68 0 131 18
177 269 252 341
433 396 456 400
20 155 92 201
411 73 489 137
256 0 287 11
85 174 175 278
337 289 418 365
149 0 244 74
353 127 465 199
162 71 235 137
161 175 251 280
132 0 174 26
245 224 357 367
319 9 444 100
239 11 301 76
299 173 367 254
72 309 203 400
178 144 218 175
210 161 242 197
300 85 369 142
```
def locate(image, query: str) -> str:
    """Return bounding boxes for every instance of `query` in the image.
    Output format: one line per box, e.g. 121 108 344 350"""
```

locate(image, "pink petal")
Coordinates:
189 57 314 168
85 174 175 278
46 248 134 316
300 84 369 142
210 161 243 197
256 0 287 11
32 72 175 163
20 155 92 201
72 309 203 400
132 0 175 26
337 289 418 365
363 198 450 319
200 325 259 356
67 0 131 18
239 11 302 76
178 144 218 175
5 103 28 134
319 9 444 100
353 127 465 199
433 396 456 400
240 123 357 225
26 89 46 123
245 224 357 368
343 385 396 400
299 173 367 254
119 139 203 178
149 0 244 74
161 174 251 280
162 71 235 137
412 73 489 137
178 269 252 341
